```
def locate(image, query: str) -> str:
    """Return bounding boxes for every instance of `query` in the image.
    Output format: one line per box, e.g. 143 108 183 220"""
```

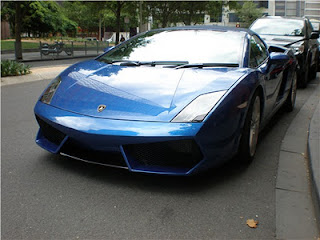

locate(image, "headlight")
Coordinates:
40 77 61 104
292 44 304 55
171 91 226 123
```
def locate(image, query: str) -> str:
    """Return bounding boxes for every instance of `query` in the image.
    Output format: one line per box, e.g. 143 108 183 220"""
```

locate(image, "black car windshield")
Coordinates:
98 30 245 65
251 18 305 36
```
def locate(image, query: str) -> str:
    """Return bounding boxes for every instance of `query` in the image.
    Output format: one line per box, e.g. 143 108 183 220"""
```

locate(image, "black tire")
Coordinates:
299 64 309 88
309 60 318 80
238 92 261 164
284 70 297 112
65 48 72 56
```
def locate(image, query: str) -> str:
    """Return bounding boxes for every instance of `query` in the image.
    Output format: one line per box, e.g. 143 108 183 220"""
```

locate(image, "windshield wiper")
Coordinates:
101 59 189 67
175 63 239 69
100 59 140 66
139 61 189 66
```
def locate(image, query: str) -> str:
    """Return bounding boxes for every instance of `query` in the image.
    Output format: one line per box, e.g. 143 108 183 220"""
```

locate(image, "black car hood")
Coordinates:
259 34 304 47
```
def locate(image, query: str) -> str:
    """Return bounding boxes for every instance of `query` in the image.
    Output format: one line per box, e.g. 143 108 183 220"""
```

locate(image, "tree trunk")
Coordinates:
15 2 23 60
115 1 121 45
139 1 143 33
99 16 102 41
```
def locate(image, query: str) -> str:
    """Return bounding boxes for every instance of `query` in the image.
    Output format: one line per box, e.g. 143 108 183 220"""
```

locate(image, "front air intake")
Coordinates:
36 115 66 145
124 139 203 170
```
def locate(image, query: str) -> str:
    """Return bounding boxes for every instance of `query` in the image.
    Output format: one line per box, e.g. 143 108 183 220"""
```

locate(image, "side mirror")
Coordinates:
269 52 289 64
310 32 319 39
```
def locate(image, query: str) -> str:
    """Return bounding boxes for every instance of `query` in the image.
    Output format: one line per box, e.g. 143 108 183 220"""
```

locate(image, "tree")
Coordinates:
14 2 22 60
147 1 180 28
2 1 77 38
175 1 208 26
236 1 264 27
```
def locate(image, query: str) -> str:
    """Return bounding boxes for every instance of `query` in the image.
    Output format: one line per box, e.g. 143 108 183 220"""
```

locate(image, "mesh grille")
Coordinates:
124 139 202 169
36 115 66 145
60 138 127 167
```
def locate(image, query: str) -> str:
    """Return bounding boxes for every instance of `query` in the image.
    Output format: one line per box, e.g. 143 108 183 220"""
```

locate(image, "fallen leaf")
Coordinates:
246 219 258 228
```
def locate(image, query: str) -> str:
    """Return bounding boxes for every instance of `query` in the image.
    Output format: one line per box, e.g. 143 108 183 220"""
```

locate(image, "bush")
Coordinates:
1 60 31 77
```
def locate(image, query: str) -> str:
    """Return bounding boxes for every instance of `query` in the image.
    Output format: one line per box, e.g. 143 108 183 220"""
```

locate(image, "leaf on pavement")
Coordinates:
246 219 258 228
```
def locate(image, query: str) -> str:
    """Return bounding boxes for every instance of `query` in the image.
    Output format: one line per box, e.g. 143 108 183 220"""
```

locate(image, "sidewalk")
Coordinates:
276 80 320 239
1 64 71 86
1 64 319 237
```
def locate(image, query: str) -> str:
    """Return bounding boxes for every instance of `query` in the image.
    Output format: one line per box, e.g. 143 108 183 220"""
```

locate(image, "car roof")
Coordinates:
258 16 306 21
150 25 255 36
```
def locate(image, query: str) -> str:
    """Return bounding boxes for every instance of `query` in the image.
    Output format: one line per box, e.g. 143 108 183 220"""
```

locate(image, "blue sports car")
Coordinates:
34 26 297 175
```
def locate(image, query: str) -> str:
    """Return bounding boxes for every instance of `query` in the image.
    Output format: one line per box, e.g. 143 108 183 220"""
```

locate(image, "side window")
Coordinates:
249 35 268 68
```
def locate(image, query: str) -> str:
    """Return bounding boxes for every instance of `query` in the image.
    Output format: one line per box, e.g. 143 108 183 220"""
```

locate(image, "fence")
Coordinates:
39 40 110 60
1 40 110 61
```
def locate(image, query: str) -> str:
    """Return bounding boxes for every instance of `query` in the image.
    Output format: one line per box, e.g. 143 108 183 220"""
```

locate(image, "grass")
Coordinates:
1 60 31 77
1 40 40 51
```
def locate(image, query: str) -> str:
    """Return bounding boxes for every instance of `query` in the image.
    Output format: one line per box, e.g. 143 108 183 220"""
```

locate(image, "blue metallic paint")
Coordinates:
49 60 247 122
34 27 296 175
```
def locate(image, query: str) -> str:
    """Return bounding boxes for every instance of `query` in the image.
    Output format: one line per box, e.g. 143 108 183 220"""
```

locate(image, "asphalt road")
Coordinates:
1 77 319 239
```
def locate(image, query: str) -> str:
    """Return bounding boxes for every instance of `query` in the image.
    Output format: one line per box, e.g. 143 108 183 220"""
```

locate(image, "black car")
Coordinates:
250 16 319 88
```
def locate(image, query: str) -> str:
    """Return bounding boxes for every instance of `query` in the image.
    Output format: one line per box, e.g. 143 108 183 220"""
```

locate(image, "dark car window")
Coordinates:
251 18 305 37
249 35 268 68
98 29 245 65
306 19 313 38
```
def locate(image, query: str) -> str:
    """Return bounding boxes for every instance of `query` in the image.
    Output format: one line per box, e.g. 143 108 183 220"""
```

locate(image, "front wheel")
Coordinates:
238 93 261 164
284 71 297 112
64 48 72 56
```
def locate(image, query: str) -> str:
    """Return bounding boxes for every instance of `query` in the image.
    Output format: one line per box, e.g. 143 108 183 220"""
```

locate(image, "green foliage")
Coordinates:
1 1 77 37
236 1 264 27
1 60 31 77
175 2 208 26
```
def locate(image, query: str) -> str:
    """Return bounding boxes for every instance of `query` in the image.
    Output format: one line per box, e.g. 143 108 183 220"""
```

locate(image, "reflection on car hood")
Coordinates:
50 60 248 122
260 34 304 47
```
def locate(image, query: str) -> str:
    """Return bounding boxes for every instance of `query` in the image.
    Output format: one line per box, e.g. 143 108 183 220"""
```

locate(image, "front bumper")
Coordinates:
34 101 210 175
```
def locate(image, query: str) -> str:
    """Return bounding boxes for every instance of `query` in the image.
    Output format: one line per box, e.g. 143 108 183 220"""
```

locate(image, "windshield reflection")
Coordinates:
98 30 245 65
251 19 305 36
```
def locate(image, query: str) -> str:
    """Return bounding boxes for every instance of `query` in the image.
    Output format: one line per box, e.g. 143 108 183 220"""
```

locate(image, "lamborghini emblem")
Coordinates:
97 104 106 112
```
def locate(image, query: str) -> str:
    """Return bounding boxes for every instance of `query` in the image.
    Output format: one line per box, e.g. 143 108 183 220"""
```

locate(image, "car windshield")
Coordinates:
251 18 305 36
98 29 245 65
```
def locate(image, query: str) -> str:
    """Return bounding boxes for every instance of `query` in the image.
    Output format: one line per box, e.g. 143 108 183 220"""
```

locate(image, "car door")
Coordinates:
249 35 280 119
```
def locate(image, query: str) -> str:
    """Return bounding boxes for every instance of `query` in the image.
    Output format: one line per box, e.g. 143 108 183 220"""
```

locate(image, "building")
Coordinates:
269 0 320 20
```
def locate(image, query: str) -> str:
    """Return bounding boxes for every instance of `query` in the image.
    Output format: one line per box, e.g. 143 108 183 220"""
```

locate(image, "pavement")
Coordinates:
1 59 320 238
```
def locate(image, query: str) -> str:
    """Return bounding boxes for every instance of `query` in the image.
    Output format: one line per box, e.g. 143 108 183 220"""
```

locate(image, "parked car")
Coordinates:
310 19 320 69
250 16 319 88
34 26 297 175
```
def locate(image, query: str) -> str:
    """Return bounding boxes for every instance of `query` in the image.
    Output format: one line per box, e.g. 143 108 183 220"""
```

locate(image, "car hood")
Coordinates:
50 60 247 122
259 34 304 47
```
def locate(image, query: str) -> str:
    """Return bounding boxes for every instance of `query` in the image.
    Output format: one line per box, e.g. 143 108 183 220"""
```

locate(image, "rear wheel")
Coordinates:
299 64 309 88
284 71 297 112
310 58 318 80
238 93 261 164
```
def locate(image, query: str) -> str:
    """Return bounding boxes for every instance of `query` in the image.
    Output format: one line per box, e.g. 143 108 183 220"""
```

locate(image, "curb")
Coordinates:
308 99 320 228
276 82 320 239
